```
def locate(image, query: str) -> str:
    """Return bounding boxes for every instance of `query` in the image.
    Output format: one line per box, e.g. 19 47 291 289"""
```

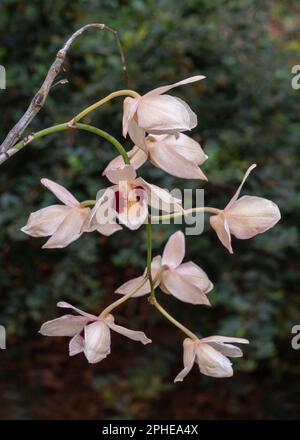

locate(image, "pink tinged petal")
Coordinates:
21 205 71 237
103 147 147 176
226 164 257 209
149 141 207 180
206 342 243 358
137 94 197 134
105 315 151 345
84 187 116 229
57 301 97 320
69 333 84 356
144 75 206 97
201 335 249 345
116 256 162 297
137 177 182 212
174 338 197 383
95 222 123 236
41 178 79 207
39 315 90 337
227 196 281 239
162 231 185 269
209 214 233 254
195 342 233 378
117 197 149 230
105 164 137 185
176 261 213 294
83 321 111 364
161 269 211 305
42 207 88 249
128 119 147 152
122 97 139 138
116 275 151 297
166 133 208 165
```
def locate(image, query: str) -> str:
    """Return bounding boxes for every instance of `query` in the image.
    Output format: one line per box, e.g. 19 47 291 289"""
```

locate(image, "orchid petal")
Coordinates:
117 197 149 230
128 119 147 152
161 269 211 305
149 141 207 180
226 164 257 209
21 205 70 237
122 97 139 138
209 214 233 254
227 196 281 239
137 94 197 134
57 301 97 320
137 177 182 212
39 315 89 337
41 178 79 207
106 315 151 345
162 231 185 269
103 146 147 176
42 207 88 248
144 75 206 97
105 164 136 185
176 261 213 294
69 333 84 356
83 321 111 364
174 338 196 383
195 343 233 378
201 335 249 345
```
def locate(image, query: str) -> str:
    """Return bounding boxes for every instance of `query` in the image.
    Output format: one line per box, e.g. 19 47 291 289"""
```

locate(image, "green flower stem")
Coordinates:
146 218 198 340
73 89 141 123
150 206 221 222
151 298 198 341
76 123 130 164
2 122 130 165
99 275 149 318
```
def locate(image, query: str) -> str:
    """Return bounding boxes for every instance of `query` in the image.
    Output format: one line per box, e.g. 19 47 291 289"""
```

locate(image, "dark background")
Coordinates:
0 0 299 420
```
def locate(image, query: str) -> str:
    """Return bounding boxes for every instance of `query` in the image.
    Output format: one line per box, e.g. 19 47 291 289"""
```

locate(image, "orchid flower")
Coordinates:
104 133 208 180
85 165 183 231
122 75 206 145
116 231 213 305
210 164 281 253
21 179 122 248
174 336 249 381
39 301 151 364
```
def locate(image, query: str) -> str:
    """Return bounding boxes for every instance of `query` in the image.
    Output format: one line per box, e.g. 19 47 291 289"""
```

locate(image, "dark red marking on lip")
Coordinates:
114 185 146 213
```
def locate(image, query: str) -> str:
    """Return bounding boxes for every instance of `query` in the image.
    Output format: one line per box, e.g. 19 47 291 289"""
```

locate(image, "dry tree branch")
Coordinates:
0 23 128 156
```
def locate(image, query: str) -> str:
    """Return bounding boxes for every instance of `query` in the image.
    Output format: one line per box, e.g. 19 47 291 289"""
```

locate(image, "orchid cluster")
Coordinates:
21 75 280 381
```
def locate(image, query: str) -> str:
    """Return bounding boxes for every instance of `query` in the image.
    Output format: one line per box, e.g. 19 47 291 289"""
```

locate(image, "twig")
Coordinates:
0 23 128 155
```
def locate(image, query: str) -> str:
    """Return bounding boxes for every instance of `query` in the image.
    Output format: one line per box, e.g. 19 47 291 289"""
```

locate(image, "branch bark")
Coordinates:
0 23 128 155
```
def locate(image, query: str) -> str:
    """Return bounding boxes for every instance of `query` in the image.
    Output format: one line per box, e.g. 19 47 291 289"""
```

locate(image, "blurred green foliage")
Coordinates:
0 0 300 420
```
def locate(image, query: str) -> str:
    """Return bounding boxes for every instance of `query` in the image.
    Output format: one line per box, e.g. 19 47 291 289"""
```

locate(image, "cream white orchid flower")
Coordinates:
174 336 249 381
122 75 205 143
104 133 208 180
39 301 151 364
85 164 183 231
116 231 213 305
210 164 281 253
21 178 121 248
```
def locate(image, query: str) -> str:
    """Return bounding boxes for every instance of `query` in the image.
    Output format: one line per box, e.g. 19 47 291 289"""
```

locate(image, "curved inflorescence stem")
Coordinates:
72 89 141 123
150 206 221 222
0 122 130 165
